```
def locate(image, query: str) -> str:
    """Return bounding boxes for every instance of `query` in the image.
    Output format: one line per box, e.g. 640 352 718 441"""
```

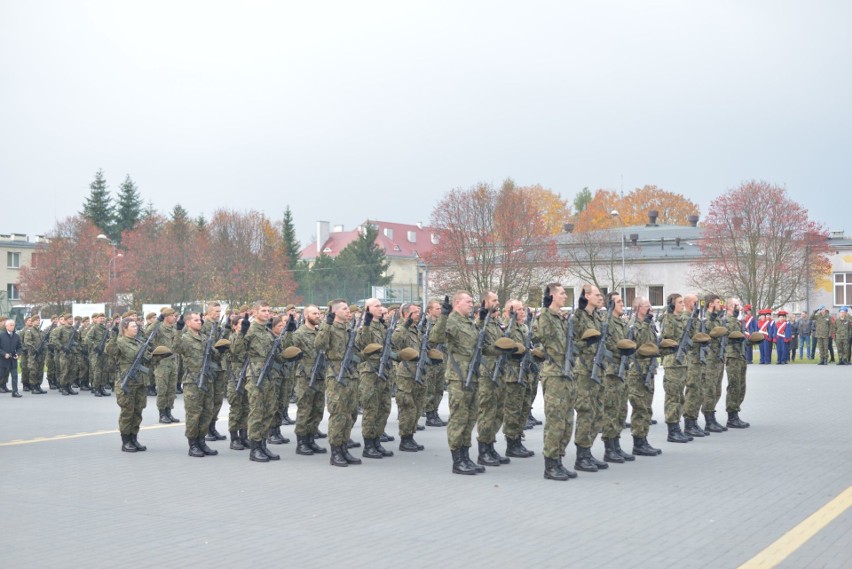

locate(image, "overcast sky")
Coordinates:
2 1 850 246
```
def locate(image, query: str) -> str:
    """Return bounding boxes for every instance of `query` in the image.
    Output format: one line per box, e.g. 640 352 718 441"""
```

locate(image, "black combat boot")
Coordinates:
362 437 384 459
32 383 46 394
477 441 500 467
346 438 361 449
166 409 180 423
23 384 31 392
341 445 362 465
59 385 69 395
643 437 662 455
0 384 8 393
704 412 726 433
559 457 578 479
399 434 421 452
574 446 598 472
505 436 534 458
315 429 327 439
66 384 78 395
281 406 295 426
230 431 246 451
80 379 91 391
613 437 635 461
589 447 609 469
176 382 183 394
603 439 625 463
130 434 146 451
268 427 286 445
147 385 157 396
726 411 750 429
206 420 226 441
330 445 348 467
308 435 327 454
240 429 250 448
684 418 706 438
121 434 137 453
197 437 219 456
632 435 656 456
529 412 542 425
93 385 104 397
296 435 314 455
463 447 485 472
187 437 205 457
544 456 569 481
260 439 280 460
159 409 171 424
667 422 691 443
379 432 395 442
249 440 269 462
374 438 394 457
489 443 510 464
425 411 442 427
451 448 477 475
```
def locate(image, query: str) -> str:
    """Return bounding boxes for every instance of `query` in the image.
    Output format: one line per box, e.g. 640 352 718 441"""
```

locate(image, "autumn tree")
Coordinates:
573 186 700 231
81 169 114 237
426 179 563 302
690 180 830 310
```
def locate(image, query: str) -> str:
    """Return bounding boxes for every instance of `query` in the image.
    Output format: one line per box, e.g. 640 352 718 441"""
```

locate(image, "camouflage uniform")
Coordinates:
627 318 657 438
813 311 831 363
662 311 687 423
702 313 727 415
106 334 148 435
153 321 179 416
76 322 89 387
533 307 576 460
201 319 228 435
682 315 706 424
602 315 629 441
240 322 283 443
475 316 506 447
290 324 325 438
43 324 57 387
835 314 850 365
24 325 44 390
86 322 109 394
725 318 748 414
356 318 391 440
501 321 528 440
392 319 425 437
19 323 31 389
175 327 215 440
316 320 358 447
228 331 250 435
424 316 446 417
53 322 77 390
573 307 603 449
430 310 479 452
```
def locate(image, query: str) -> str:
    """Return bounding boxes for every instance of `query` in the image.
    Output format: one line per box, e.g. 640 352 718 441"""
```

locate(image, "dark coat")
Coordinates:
0 329 23 365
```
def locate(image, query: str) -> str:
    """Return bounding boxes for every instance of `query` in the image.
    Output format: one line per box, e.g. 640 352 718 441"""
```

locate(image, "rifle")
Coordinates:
119 321 162 394
234 355 250 393
308 350 326 392
413 317 434 386
34 322 56 355
698 305 708 364
617 316 637 380
377 311 400 381
256 327 289 390
63 322 80 354
95 324 110 356
464 307 492 389
337 312 364 386
517 309 536 386
491 307 516 385
674 306 700 364
197 320 219 393
562 310 576 381
717 312 728 362
591 302 616 384
644 315 664 391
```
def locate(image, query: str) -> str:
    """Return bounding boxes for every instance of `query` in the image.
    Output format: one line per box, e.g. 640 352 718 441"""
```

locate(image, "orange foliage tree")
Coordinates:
573 186 700 230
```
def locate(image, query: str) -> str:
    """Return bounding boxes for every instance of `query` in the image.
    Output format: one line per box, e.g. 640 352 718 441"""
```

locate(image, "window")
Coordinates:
623 286 636 308
7 283 19 300
7 252 20 269
407 230 416 243
834 273 852 305
565 287 575 308
649 285 664 307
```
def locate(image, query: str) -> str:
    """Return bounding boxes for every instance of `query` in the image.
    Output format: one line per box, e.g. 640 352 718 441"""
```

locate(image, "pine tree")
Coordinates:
195 214 207 230
336 224 392 299
114 174 143 240
81 169 114 236
282 206 301 270
170 204 190 224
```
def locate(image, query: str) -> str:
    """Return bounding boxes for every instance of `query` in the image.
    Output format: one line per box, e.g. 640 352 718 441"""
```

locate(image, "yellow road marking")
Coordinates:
739 486 852 568
0 423 182 447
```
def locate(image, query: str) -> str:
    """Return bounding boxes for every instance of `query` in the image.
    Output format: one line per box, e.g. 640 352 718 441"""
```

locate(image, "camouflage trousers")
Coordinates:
246 378 279 442
273 371 294 427
20 353 29 386
53 350 62 383
524 374 541 418
294 376 325 437
45 349 56 382
326 377 357 446
396 376 426 437
701 361 725 413
502 380 527 438
837 339 850 364
628 364 654 438
350 376 361 425
28 353 45 389
574 373 602 448
602 374 628 440
227 375 249 433
360 372 392 439
184 379 215 440
725 357 747 413
541 374 577 459
817 338 829 362
76 352 88 384
476 375 505 444
155 357 178 411
663 365 686 423
683 357 705 420
447 380 479 451
89 352 105 390
59 352 76 387
209 370 227 423
425 363 445 413
115 381 147 435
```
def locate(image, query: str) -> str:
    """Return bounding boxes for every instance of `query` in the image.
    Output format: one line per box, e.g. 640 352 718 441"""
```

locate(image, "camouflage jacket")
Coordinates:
430 311 478 383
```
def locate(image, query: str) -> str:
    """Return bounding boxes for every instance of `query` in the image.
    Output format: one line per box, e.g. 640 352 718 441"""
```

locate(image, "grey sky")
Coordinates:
2 1 850 247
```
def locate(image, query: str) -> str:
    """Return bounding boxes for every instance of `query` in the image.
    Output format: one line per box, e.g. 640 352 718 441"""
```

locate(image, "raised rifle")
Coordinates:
698 305 708 364
377 311 400 381
119 321 162 394
464 307 492 389
413 317 434 386
95 324 110 356
308 349 327 392
197 320 219 393
256 324 290 390
63 322 80 354
562 310 576 381
34 322 56 355
674 306 700 364
591 302 616 384
337 312 364 386
517 309 536 386
644 313 665 390
717 311 728 362
491 307 517 385
234 355 250 393
617 316 637 380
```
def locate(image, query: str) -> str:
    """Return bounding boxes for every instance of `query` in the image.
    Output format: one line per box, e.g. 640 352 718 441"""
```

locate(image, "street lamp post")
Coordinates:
611 210 626 299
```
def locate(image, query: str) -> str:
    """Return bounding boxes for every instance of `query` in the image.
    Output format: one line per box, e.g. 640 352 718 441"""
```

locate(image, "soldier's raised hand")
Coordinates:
157 312 165 322
364 310 374 326
240 316 250 335
325 310 335 325
176 314 185 331
286 315 297 332
478 300 488 321
543 286 552 308
441 295 451 316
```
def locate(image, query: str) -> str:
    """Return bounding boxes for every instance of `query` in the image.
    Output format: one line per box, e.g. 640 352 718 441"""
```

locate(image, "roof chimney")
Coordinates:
317 221 330 255
630 233 638 245
647 210 659 227
687 215 699 227
563 223 574 233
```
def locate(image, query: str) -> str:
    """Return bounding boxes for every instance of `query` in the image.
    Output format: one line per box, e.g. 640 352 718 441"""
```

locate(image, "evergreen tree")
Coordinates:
170 204 190 225
114 174 143 240
282 206 301 270
195 214 207 230
81 169 114 236
336 224 392 299
142 200 157 219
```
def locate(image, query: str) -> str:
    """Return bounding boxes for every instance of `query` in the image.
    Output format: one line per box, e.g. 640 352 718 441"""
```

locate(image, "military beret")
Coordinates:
511 342 527 358
749 332 766 344
531 347 545 360
388 304 400 311
660 338 678 349
693 332 711 344
122 311 136 318
282 346 303 361
363 343 383 356
398 347 419 361
81 316 90 322
427 348 444 362
495 337 519 353
151 346 173 357
161 307 175 316
146 312 157 320
214 339 231 350
286 304 296 311
637 343 660 357
709 326 728 339
62 313 72 319
616 339 637 355
581 328 601 342
74 316 82 322
349 304 360 312
728 330 745 341
239 305 250 313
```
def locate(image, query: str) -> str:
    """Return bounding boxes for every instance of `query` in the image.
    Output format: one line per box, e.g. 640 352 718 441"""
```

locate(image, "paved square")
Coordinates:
1 363 850 568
